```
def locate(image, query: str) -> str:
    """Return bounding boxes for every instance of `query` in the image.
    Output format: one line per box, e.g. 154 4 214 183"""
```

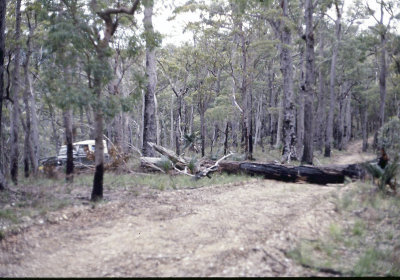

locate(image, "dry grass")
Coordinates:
287 181 400 276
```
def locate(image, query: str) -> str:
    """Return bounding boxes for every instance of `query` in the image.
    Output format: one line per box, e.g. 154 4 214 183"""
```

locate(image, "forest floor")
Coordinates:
1 140 399 277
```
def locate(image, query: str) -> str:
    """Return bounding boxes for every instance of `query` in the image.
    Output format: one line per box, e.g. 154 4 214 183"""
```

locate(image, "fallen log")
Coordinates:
219 161 366 185
148 142 187 169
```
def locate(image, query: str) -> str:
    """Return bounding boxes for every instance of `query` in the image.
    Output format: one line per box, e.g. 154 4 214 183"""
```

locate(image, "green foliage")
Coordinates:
363 155 399 192
157 156 173 172
377 117 400 153
287 181 400 276
353 248 386 276
188 157 198 174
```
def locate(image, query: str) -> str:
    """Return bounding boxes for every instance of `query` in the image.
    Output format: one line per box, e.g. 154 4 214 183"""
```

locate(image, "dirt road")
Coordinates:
1 179 342 277
0 141 374 277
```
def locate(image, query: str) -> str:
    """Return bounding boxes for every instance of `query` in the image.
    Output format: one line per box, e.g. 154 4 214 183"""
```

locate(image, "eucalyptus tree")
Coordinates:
301 0 316 164
142 0 160 157
10 0 22 184
0 0 6 190
366 0 398 129
325 0 343 157
268 0 298 162
158 45 192 155
59 0 141 201
22 4 40 177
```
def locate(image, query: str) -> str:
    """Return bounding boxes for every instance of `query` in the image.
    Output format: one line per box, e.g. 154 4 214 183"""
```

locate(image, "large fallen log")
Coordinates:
219 161 366 185
148 142 187 169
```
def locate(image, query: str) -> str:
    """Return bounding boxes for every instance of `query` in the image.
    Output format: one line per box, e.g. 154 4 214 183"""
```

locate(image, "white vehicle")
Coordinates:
57 140 109 163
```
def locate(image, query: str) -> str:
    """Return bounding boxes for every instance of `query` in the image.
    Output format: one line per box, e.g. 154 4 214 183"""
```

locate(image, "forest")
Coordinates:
1 0 400 277
0 0 398 198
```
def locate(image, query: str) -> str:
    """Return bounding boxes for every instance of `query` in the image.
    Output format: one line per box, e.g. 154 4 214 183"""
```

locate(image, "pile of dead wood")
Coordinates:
141 142 369 184
140 142 233 179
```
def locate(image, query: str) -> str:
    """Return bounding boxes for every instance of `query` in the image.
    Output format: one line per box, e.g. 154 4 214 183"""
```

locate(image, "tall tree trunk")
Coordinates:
337 87 344 151
63 109 74 182
0 0 6 190
224 121 230 155
10 0 22 184
315 28 325 152
142 0 157 157
279 0 297 162
200 106 205 157
268 68 277 146
154 93 160 145
48 103 61 154
378 35 386 128
248 71 254 160
22 17 38 176
325 1 342 157
344 92 351 147
175 95 182 156
23 62 33 177
361 101 368 152
275 96 283 149
29 73 39 173
301 0 315 164
297 48 305 158
238 21 249 159
170 94 174 149
91 105 104 201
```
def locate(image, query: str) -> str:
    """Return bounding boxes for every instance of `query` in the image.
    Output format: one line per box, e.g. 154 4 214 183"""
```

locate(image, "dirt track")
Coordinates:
0 141 375 277
1 179 342 277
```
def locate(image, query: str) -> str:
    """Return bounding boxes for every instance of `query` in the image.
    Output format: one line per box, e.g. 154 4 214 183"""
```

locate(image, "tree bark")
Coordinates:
315 28 326 152
63 109 74 182
170 94 174 149
0 0 6 190
91 108 104 201
219 161 365 185
22 15 38 176
378 31 386 128
301 0 315 164
360 96 368 152
200 106 206 157
325 1 342 157
279 0 297 162
224 121 231 155
142 0 157 157
275 96 283 149
23 63 33 177
297 48 305 158
10 0 22 184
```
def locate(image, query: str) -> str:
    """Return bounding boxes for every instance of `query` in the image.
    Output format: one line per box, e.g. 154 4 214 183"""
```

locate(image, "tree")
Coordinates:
269 0 298 163
325 0 343 157
10 0 22 184
142 0 158 157
367 0 397 129
88 0 141 201
0 0 6 190
301 0 316 164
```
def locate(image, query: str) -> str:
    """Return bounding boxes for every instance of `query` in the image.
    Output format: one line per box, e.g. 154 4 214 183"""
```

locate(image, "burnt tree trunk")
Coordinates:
224 121 231 155
219 161 365 185
63 109 74 182
301 0 315 165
